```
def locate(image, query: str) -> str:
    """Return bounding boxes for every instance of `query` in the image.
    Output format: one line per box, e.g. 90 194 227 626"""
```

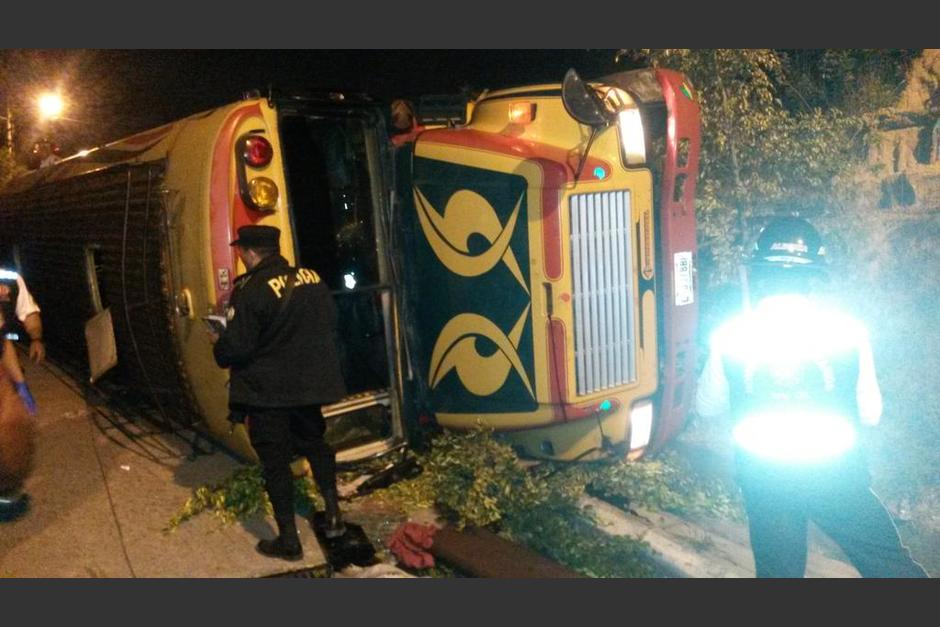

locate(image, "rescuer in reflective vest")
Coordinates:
695 217 928 578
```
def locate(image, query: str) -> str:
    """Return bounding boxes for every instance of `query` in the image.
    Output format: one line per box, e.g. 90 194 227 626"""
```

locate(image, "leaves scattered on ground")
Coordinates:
166 428 744 577
588 449 746 523
163 465 322 532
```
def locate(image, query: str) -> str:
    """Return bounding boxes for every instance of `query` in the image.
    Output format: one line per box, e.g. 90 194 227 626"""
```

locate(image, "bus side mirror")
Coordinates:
562 68 614 128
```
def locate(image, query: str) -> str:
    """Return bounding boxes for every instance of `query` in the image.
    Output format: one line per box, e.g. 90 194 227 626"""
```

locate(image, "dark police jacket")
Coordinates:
213 254 347 408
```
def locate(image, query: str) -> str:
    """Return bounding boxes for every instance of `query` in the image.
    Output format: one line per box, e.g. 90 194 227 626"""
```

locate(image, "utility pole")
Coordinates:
3 101 12 157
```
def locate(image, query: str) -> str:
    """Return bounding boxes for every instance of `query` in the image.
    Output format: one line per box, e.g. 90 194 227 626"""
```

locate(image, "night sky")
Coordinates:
2 49 624 155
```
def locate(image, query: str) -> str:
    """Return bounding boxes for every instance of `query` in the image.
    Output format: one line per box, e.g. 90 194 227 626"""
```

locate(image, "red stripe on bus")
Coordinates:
420 129 609 184
649 68 701 451
537 162 565 281
548 318 568 419
209 102 263 309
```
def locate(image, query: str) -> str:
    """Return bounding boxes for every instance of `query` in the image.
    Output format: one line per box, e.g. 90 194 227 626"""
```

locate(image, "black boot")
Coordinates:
257 517 303 561
256 535 303 561
0 493 29 523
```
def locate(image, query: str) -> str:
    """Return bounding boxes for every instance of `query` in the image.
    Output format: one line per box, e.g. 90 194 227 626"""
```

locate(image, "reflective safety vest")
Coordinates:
712 295 869 465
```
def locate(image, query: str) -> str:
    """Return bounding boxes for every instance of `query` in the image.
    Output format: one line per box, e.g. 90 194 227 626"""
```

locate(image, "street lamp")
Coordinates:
37 92 64 121
30 92 66 168
1 92 67 160
1 101 13 157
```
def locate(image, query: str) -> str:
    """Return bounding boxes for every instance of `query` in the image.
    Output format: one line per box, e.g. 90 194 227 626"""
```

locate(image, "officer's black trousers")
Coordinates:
739 468 928 578
247 405 337 537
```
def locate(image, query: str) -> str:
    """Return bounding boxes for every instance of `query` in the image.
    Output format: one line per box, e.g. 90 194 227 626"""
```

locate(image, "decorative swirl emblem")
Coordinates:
429 306 533 398
414 187 528 293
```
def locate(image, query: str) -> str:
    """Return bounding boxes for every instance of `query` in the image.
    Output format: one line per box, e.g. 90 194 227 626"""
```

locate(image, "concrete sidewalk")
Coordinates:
0 355 328 578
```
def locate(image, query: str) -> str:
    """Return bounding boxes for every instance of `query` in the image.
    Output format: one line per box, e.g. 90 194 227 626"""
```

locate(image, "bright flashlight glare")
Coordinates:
733 410 856 463
716 295 864 366
38 93 64 120
343 272 357 290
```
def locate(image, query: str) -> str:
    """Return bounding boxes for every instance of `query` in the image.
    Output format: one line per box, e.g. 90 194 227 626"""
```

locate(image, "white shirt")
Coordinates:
0 270 41 325
14 275 40 322
695 294 882 426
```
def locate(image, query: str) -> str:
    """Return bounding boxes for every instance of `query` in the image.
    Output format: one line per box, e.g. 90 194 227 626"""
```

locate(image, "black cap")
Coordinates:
230 225 281 249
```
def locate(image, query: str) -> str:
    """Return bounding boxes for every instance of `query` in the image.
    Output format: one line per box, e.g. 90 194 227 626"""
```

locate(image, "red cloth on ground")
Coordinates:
388 522 438 569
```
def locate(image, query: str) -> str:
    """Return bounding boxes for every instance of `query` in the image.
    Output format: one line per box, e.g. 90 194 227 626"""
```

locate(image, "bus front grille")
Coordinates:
569 190 637 396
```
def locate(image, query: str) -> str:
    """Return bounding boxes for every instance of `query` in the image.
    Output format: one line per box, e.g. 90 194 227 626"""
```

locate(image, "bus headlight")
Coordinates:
732 410 857 464
617 108 646 166
629 400 653 449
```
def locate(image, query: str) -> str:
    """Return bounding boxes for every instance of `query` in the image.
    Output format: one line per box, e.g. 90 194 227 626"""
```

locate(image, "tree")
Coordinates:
622 49 865 285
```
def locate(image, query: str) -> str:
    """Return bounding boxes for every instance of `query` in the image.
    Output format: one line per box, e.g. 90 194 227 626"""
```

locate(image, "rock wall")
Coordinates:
865 49 940 213
896 49 940 113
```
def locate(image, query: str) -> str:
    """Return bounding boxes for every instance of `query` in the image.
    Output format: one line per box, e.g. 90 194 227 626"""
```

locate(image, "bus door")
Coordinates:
276 99 404 462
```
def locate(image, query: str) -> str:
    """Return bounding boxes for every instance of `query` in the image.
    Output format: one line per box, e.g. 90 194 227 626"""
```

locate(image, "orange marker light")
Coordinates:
509 102 536 125
248 177 279 210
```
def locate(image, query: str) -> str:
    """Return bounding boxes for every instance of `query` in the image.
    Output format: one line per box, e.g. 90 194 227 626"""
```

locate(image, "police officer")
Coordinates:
696 216 928 578
209 225 348 561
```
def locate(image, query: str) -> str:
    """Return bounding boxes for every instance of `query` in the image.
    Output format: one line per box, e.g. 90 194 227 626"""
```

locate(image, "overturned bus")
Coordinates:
0 67 700 464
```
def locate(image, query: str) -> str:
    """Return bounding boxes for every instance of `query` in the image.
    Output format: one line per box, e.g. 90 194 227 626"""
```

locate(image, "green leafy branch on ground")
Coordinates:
163 466 322 532
371 430 658 576
370 429 742 577
588 449 746 523
165 428 740 577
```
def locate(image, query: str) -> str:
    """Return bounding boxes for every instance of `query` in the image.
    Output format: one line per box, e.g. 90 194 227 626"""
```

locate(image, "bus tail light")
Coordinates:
241 135 273 168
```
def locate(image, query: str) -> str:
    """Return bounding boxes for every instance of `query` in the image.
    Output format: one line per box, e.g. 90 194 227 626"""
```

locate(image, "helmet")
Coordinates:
750 216 826 270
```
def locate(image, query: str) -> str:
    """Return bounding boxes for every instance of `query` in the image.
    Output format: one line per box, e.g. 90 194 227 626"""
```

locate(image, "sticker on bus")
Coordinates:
674 251 694 306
